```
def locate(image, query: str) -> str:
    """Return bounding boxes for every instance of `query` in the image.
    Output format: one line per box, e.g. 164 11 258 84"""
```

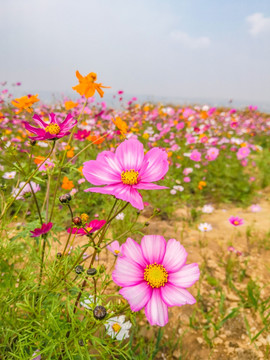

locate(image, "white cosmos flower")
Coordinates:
198 223 212 232
2 171 16 179
80 295 94 310
173 185 184 192
170 189 177 195
116 212 125 220
202 205 214 214
105 315 132 341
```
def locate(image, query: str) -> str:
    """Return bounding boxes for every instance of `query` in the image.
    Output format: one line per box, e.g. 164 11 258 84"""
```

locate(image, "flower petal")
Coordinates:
161 283 196 307
119 282 152 311
121 237 147 267
133 183 168 190
145 288 168 326
162 239 188 273
112 257 143 286
112 184 144 210
140 147 169 182
168 263 200 288
32 114 48 128
83 159 121 185
141 235 166 264
115 139 144 171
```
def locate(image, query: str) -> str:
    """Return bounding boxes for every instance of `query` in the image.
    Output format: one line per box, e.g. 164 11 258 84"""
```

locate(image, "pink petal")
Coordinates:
133 183 168 190
119 282 152 311
145 288 168 326
115 139 144 171
169 263 200 288
23 122 44 135
112 184 144 210
60 113 74 127
83 160 121 185
121 237 147 267
112 256 143 286
161 283 196 307
84 185 116 195
141 235 166 264
32 114 48 128
162 239 187 273
140 148 169 182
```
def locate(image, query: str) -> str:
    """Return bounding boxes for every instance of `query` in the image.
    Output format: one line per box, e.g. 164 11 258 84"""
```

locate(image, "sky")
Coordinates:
1 0 270 105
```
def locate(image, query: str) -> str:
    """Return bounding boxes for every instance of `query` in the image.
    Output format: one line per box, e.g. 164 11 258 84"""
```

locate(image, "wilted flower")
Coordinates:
23 113 77 141
112 236 200 326
83 139 169 210
30 222 53 237
105 315 132 340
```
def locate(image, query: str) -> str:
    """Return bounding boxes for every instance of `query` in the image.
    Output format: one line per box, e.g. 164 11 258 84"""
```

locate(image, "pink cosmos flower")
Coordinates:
12 181 40 200
183 177 191 183
112 235 200 326
83 139 169 210
183 167 193 176
107 240 122 256
67 219 106 236
237 147 250 160
229 216 244 226
206 147 219 161
250 204 261 213
190 150 201 162
30 222 53 237
23 113 77 141
74 129 91 141
38 159 54 172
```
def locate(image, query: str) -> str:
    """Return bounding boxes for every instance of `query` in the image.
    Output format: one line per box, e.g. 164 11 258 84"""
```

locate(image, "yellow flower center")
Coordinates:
121 169 139 185
234 221 239 225
45 123 60 135
112 323 121 333
144 263 168 288
86 227 93 233
114 250 120 254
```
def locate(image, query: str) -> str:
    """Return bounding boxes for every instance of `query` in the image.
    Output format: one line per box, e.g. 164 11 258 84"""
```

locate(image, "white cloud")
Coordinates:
170 31 211 49
246 13 270 36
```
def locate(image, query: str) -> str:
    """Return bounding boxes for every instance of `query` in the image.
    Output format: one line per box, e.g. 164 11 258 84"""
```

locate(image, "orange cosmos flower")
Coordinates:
72 71 110 98
34 156 45 165
198 181 207 190
113 117 128 136
65 100 78 110
11 94 39 113
61 176 74 190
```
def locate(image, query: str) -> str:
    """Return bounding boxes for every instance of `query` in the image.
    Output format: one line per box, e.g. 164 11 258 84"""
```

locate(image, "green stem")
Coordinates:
0 141 56 220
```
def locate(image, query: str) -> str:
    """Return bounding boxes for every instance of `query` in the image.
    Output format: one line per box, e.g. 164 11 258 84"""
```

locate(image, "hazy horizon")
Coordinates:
1 0 270 105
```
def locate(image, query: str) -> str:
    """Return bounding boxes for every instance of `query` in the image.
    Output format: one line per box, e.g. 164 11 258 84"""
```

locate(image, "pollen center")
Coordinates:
144 263 168 288
86 227 93 233
45 123 60 135
121 169 139 185
234 221 239 225
112 323 121 333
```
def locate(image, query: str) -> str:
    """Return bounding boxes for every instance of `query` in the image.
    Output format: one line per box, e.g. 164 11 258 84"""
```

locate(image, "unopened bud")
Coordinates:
59 193 72 204
93 305 107 320
75 265 84 274
72 216 82 226
87 268 97 276
56 252 62 258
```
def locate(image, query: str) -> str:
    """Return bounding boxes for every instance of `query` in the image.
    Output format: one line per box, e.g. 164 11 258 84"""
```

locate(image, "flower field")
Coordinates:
0 73 270 359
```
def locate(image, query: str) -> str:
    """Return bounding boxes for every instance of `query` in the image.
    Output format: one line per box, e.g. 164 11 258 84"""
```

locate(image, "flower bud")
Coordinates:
59 193 72 204
144 222 150 226
30 140 36 146
72 216 82 226
75 265 84 274
87 268 97 276
78 339 84 346
93 305 107 320
56 252 62 258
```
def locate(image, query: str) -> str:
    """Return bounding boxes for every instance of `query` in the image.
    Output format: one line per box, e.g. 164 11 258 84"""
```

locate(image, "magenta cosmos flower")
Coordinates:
83 139 169 210
23 113 77 141
112 235 200 326
190 150 201 162
30 222 53 237
229 216 244 226
67 219 106 236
